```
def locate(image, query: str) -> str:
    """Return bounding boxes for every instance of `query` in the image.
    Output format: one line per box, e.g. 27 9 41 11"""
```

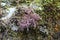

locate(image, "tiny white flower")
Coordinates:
39 7 42 10
1 3 6 6
11 25 18 31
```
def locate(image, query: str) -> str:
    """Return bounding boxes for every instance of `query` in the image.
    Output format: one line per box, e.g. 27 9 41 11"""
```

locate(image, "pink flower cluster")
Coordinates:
19 7 41 30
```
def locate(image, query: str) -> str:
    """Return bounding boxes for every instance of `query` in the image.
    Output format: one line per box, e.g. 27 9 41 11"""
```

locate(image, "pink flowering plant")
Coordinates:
18 7 41 31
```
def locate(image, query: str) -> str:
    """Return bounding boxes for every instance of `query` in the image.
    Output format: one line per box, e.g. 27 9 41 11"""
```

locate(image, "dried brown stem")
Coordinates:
0 0 2 15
